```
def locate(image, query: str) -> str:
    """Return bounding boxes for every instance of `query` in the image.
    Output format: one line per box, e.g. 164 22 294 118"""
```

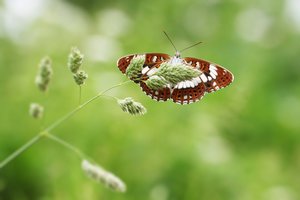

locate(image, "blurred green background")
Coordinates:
1 0 300 199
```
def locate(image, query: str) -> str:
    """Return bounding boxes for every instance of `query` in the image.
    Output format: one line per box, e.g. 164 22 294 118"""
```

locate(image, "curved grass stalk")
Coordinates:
0 80 131 169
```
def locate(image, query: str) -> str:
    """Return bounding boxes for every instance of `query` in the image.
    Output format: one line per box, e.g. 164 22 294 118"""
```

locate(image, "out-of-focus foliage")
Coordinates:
0 0 300 199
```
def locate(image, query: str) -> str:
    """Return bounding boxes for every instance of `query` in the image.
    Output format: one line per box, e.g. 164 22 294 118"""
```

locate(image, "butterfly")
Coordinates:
117 33 234 105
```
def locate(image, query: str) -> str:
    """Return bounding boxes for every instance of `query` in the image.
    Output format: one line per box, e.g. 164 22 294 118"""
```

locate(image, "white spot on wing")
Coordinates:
152 56 157 62
209 64 217 71
210 73 216 79
146 67 158 76
211 69 218 76
190 81 195 88
192 79 199 86
178 82 183 89
185 81 190 88
194 77 202 83
200 74 208 82
142 66 150 74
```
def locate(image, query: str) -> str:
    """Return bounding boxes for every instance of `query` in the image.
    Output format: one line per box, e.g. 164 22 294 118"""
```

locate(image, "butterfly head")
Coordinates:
175 51 181 58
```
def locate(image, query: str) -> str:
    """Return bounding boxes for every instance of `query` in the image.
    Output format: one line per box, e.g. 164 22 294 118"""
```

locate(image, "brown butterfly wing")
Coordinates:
171 82 206 104
184 57 234 93
117 53 171 75
117 53 172 102
139 81 171 102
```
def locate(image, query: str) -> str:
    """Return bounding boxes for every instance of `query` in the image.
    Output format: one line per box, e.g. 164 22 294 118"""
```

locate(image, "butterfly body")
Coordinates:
117 52 234 105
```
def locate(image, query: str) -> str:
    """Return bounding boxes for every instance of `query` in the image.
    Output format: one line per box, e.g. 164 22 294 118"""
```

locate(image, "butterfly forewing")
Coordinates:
184 57 234 93
117 53 170 74
144 53 170 64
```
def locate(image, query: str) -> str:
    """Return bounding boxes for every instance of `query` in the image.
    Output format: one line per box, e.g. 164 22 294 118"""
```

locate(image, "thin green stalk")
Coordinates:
44 132 87 160
0 80 130 169
0 134 43 169
45 80 130 132
79 85 82 105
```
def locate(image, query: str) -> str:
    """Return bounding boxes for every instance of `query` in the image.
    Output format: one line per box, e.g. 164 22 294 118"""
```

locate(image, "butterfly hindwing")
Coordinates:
140 81 171 102
171 82 206 104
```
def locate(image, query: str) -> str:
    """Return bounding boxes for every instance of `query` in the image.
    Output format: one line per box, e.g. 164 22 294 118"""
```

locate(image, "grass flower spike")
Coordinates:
29 103 44 119
145 75 169 90
73 70 88 85
35 57 52 92
125 54 145 80
82 160 126 193
155 62 201 85
117 97 147 115
68 47 84 73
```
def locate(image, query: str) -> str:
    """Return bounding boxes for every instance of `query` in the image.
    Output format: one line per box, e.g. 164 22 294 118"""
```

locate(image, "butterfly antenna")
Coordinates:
180 41 203 53
163 31 178 52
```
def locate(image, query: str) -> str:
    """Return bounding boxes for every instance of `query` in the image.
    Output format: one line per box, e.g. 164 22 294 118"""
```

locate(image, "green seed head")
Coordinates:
117 97 147 116
68 47 84 73
73 70 88 86
29 103 44 119
155 62 201 85
125 55 145 80
145 75 168 90
82 160 126 193
35 57 52 92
